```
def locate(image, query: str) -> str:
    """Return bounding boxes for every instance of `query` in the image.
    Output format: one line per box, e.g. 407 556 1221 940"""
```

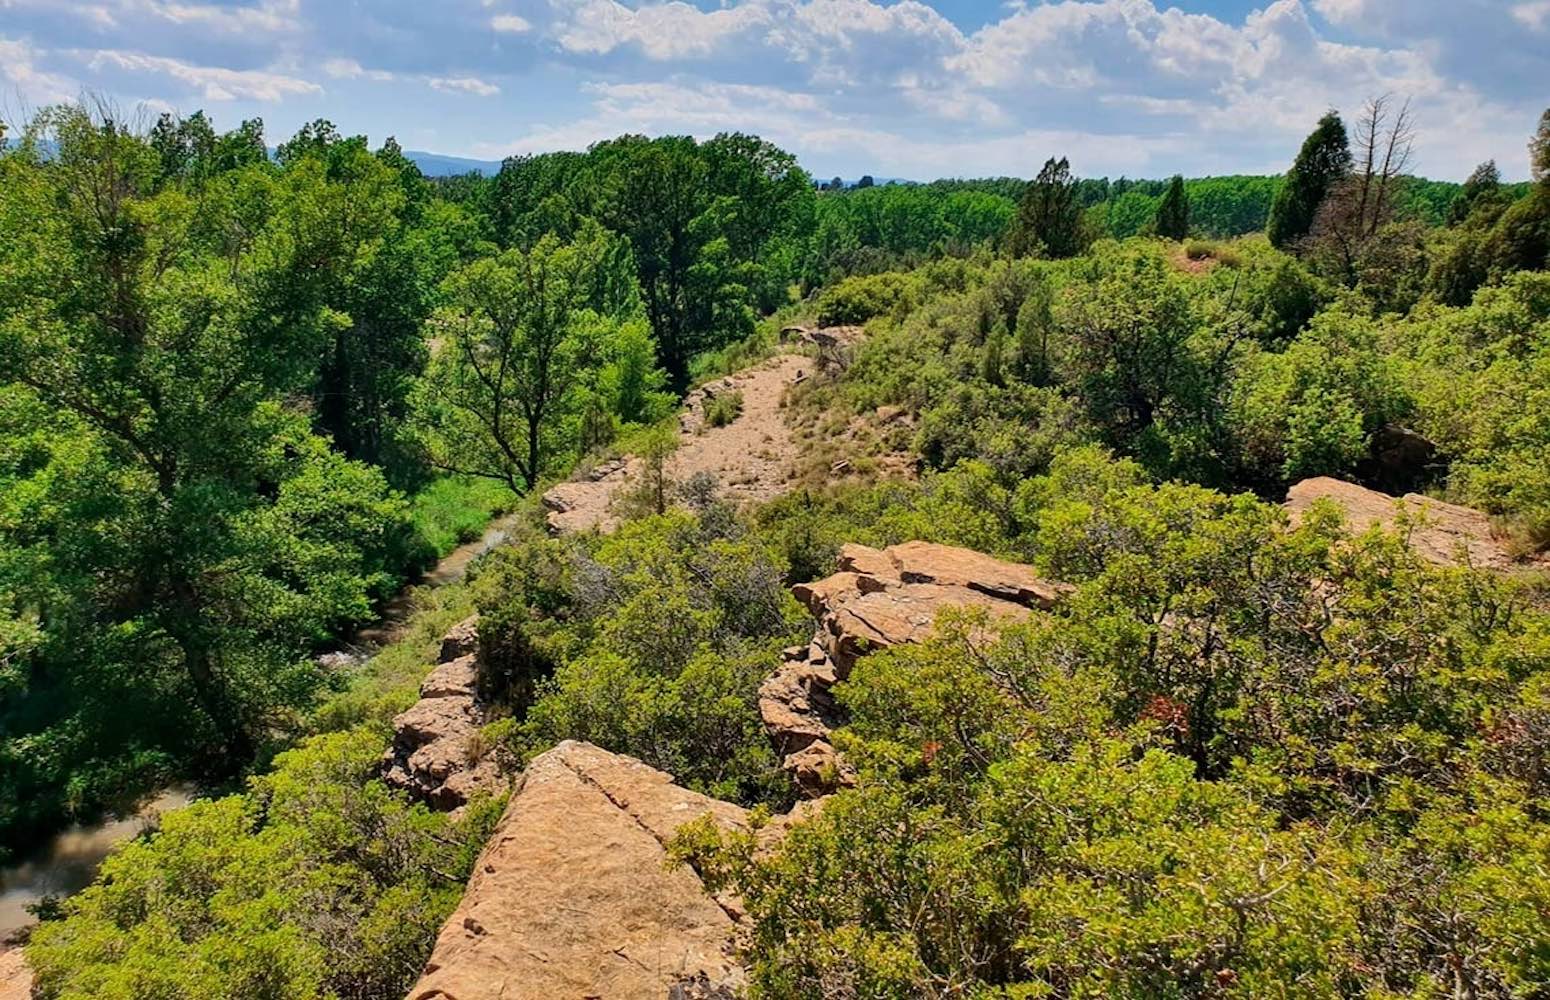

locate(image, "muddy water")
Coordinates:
0 510 524 942
0 786 195 940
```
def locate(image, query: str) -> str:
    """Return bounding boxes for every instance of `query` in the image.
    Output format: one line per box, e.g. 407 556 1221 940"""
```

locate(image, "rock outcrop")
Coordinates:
1285 477 1545 571
405 741 750 1000
382 616 504 811
0 947 30 1000
763 542 1070 795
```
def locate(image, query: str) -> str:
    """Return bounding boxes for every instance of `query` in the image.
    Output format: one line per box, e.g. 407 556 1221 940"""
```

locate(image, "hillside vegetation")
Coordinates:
5 99 1550 999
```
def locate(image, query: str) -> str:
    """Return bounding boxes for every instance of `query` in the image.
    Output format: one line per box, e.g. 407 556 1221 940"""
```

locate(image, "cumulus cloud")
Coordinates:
79 49 320 101
0 36 79 105
428 76 500 97
490 13 532 33
0 0 1543 179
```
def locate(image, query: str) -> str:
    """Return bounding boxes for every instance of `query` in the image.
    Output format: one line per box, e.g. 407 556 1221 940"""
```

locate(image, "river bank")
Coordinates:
0 509 522 947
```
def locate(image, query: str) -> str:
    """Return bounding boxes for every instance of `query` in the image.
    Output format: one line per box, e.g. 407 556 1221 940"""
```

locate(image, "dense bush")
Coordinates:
815 272 922 326
471 506 809 805
680 469 1550 998
27 728 503 1000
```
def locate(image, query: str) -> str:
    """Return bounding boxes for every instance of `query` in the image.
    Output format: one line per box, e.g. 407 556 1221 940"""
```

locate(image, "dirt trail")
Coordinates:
545 351 814 534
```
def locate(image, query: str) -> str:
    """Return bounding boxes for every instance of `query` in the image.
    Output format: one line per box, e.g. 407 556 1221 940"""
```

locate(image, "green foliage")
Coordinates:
0 106 435 846
1268 111 1353 249
1008 157 1086 259
1154 174 1190 240
704 389 745 428
26 728 503 1000
682 470 1550 999
471 508 807 805
407 476 515 557
413 230 652 493
815 271 921 326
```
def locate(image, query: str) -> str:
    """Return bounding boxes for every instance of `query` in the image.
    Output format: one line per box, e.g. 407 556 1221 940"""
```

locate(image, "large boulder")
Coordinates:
770 542 1067 795
1285 477 1544 571
405 741 750 1000
382 616 504 812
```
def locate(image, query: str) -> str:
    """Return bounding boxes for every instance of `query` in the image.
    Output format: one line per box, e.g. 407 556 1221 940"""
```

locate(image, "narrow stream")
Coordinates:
0 787 195 940
0 510 524 941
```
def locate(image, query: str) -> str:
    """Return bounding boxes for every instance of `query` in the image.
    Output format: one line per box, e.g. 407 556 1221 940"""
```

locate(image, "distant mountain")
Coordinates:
404 151 503 177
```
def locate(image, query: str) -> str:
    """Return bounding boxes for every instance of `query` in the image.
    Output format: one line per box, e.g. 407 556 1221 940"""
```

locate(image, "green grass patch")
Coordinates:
409 475 517 557
310 581 479 736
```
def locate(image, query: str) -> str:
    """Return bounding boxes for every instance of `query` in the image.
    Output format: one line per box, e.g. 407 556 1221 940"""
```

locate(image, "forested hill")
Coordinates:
4 96 1550 1000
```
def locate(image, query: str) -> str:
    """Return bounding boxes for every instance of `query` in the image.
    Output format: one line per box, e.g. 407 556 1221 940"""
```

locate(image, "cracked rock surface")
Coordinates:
765 541 1070 796
405 741 750 1000
381 615 503 812
1285 477 1549 571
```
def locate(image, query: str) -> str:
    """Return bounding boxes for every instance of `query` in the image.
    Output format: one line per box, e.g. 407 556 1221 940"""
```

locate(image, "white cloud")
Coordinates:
0 35 79 105
429 75 500 96
491 13 531 33
1511 1 1550 30
553 0 774 59
322 57 395 82
81 49 320 101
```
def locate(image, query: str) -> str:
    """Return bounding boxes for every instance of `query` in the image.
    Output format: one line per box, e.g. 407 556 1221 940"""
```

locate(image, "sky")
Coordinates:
1 0 1547 181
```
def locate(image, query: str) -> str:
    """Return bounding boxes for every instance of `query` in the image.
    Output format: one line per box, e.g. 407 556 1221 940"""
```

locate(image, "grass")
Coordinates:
408 476 517 557
704 389 745 428
310 581 479 736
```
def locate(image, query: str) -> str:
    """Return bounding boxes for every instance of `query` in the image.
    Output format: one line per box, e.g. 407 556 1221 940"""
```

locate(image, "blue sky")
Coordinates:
2 0 1546 180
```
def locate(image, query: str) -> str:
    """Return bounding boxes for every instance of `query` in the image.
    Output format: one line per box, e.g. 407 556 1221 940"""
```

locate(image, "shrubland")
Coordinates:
7 96 1550 1000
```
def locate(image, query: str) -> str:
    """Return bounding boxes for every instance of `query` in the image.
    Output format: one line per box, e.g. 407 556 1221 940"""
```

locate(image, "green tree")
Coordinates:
1531 107 1550 183
415 235 611 493
0 104 418 795
1154 174 1190 239
1267 111 1352 249
1448 160 1503 225
1008 156 1085 258
593 136 755 392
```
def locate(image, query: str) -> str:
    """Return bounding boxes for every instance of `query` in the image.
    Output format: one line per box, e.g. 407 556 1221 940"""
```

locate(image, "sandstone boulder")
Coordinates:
406 741 749 1000
438 615 480 662
382 618 504 811
0 947 30 1000
771 541 1067 795
1285 477 1543 571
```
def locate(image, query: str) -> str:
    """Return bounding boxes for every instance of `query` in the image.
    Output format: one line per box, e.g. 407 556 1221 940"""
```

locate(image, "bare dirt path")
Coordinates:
544 351 814 534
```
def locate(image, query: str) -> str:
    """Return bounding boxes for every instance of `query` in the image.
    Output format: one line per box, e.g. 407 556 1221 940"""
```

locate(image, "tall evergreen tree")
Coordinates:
1267 112 1352 249
1008 156 1084 259
1448 160 1502 225
1532 108 1550 184
1155 174 1190 239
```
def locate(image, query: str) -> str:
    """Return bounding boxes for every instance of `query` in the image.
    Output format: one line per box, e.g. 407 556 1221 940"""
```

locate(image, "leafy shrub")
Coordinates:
27 729 503 1000
815 272 920 326
679 472 1550 999
703 389 744 428
473 507 808 805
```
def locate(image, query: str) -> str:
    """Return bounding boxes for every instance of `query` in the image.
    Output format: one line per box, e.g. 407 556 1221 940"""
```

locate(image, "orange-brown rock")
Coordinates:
406 741 749 1000
382 618 504 811
1284 477 1542 571
0 947 30 1000
769 541 1067 795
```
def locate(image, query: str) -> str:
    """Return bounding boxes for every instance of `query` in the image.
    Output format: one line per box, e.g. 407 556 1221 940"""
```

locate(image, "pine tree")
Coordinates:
1267 111 1352 249
1155 175 1190 240
1008 156 1084 259
1531 108 1550 184
1448 160 1502 225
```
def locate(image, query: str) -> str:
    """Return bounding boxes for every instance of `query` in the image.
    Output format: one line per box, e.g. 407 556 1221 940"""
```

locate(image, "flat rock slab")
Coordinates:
1285 477 1544 571
406 741 749 1000
0 948 30 1000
